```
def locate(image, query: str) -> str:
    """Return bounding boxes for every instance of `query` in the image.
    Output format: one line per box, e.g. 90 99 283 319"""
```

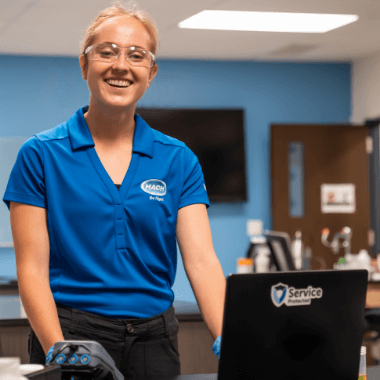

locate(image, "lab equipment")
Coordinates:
245 220 273 273
322 227 372 274
245 220 296 272
263 231 296 271
25 365 61 380
236 258 254 273
321 226 352 255
46 340 124 380
333 249 372 279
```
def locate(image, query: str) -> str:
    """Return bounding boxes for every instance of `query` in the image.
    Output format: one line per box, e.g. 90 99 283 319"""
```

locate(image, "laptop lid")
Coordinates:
217 270 368 380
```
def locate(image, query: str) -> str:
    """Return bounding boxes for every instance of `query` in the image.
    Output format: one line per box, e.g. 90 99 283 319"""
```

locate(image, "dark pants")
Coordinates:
28 303 181 380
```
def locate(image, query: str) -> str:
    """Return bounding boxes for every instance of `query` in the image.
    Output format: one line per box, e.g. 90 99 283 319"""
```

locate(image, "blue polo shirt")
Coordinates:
3 106 209 318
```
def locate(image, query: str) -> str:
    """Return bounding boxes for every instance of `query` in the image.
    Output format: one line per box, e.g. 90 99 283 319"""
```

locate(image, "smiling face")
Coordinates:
79 15 157 113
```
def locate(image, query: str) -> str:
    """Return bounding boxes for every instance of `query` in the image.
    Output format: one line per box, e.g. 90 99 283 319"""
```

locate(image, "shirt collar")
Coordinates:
67 106 94 150
68 106 154 158
133 113 154 158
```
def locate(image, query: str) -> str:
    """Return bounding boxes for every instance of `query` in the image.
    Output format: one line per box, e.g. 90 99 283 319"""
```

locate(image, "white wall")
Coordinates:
351 52 380 124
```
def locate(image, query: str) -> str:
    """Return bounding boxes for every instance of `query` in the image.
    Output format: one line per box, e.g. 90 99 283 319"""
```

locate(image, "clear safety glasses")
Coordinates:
84 43 156 67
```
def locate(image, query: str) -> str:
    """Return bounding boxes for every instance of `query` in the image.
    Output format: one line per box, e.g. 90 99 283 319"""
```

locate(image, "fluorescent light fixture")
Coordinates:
178 10 359 33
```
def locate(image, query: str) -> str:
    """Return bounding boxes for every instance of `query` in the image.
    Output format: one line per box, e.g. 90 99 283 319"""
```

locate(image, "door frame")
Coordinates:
366 117 380 256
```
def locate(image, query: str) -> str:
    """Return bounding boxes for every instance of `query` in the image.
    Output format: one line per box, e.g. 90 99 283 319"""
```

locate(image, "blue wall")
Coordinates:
0 55 351 302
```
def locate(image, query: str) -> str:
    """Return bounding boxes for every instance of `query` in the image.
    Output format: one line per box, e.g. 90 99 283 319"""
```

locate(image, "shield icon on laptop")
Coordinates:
271 283 288 307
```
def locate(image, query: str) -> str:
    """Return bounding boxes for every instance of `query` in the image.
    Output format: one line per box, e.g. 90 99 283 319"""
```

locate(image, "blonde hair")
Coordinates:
80 1 159 62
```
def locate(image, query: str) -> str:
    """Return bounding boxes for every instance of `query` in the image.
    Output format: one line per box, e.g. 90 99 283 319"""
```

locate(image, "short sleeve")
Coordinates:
3 136 46 210
179 146 210 209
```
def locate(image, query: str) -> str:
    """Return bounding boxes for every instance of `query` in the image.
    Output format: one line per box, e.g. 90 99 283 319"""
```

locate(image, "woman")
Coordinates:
3 3 226 379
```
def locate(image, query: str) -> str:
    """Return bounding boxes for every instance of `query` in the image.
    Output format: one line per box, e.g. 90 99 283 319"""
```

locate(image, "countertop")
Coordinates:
168 366 380 379
3 274 380 327
0 277 202 327
27 366 380 380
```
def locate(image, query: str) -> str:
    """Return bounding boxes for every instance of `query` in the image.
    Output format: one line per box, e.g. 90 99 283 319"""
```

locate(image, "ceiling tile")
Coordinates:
1 0 380 61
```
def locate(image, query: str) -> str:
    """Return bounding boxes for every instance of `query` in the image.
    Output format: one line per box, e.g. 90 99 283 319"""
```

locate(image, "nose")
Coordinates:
112 52 131 71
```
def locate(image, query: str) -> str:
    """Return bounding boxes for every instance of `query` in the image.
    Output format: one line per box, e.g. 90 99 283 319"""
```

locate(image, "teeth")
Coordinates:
106 79 131 87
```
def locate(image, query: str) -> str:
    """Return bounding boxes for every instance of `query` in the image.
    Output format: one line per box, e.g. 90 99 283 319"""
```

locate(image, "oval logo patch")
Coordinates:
141 179 167 196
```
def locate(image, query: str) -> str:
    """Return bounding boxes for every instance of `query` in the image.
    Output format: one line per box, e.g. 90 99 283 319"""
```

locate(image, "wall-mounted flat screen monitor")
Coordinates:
136 108 247 203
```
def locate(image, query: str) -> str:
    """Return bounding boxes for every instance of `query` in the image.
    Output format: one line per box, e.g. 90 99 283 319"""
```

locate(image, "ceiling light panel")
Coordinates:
178 10 359 33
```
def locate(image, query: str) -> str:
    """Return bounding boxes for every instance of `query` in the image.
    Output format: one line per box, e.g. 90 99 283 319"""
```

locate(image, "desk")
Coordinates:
168 366 380 379
26 367 380 380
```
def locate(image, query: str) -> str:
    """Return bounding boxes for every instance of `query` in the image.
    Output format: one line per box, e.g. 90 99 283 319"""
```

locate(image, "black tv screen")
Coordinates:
136 108 247 203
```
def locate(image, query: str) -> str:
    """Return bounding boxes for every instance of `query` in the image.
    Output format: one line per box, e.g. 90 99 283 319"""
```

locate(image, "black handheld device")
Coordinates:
46 340 124 380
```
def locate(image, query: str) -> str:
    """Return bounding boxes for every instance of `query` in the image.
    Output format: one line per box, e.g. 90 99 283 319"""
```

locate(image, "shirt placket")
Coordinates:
115 202 125 250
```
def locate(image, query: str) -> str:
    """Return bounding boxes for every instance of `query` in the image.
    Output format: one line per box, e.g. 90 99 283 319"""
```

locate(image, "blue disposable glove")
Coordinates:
212 335 222 360
46 344 55 364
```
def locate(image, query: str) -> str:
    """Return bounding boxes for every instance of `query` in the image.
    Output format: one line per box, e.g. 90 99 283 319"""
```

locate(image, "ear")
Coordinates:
79 55 88 80
147 64 158 88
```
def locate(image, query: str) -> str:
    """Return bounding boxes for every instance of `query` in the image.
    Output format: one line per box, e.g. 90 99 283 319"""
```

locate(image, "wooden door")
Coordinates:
271 124 369 269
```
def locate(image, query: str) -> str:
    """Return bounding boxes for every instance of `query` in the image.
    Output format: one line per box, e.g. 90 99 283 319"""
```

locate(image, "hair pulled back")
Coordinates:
80 1 159 63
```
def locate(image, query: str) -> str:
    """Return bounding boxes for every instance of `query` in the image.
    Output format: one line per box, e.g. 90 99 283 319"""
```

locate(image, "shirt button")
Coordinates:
127 324 134 333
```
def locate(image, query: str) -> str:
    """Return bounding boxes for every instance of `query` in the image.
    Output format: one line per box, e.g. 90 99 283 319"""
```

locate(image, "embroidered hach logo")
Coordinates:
141 179 166 201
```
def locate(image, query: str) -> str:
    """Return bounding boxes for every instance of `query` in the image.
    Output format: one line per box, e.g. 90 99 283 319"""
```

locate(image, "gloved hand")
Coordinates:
46 344 55 364
212 335 222 360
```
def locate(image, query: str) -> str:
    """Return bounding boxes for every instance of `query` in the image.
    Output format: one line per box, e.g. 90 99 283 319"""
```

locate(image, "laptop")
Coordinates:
217 270 368 380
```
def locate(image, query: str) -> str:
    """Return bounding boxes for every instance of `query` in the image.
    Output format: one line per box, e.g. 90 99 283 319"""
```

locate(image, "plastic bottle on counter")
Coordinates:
236 258 254 274
246 220 271 273
255 248 271 273
291 230 303 270
358 346 367 380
